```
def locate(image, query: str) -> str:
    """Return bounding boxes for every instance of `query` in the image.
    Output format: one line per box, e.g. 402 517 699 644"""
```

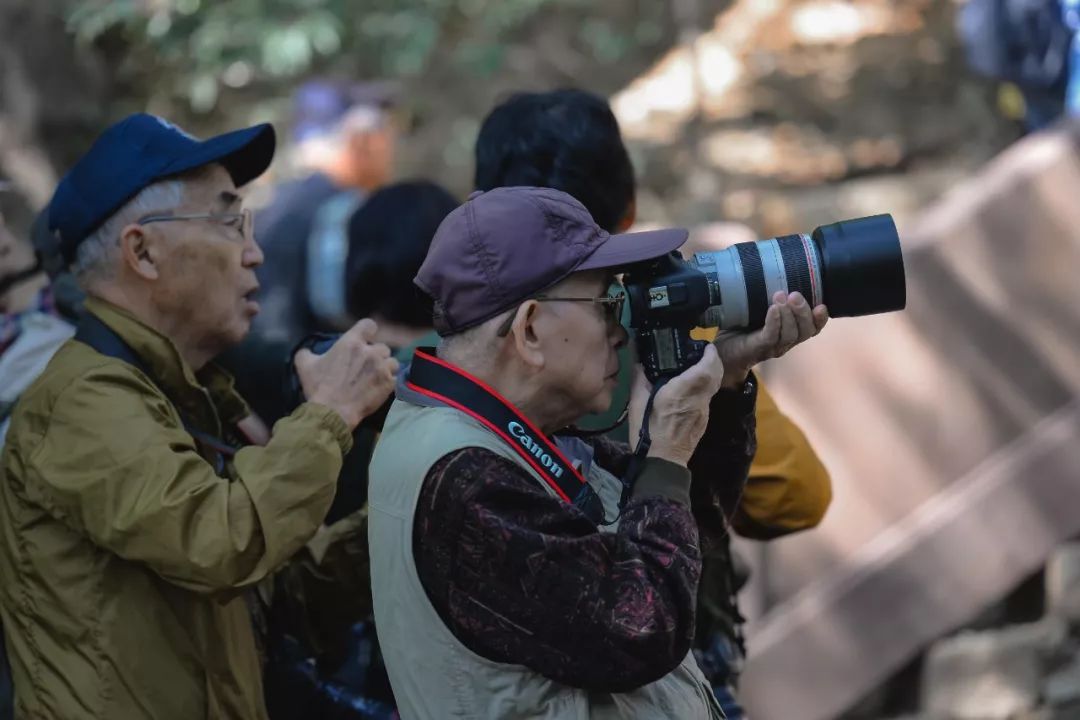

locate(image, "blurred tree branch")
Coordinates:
0 1 107 209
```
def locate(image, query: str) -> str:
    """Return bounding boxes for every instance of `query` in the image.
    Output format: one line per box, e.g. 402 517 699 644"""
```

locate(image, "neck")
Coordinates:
0 270 48 315
510 386 579 436
438 349 577 435
372 317 430 349
318 159 378 193
91 284 218 371
319 161 355 189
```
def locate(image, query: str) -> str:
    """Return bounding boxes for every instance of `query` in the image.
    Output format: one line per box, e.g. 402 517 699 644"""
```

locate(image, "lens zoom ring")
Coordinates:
735 242 768 329
777 234 815 303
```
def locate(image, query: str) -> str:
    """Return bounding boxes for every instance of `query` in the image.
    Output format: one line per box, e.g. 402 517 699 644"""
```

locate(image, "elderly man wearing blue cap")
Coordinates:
0 114 399 720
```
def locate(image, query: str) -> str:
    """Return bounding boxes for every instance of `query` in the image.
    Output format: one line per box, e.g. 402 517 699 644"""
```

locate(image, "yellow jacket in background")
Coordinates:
735 380 832 539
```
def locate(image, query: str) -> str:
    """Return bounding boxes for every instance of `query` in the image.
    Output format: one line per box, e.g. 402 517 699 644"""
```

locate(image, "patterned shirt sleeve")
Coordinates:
687 374 758 556
413 447 702 693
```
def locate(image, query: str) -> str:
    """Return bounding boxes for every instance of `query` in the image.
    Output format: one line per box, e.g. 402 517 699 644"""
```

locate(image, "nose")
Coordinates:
243 230 264 268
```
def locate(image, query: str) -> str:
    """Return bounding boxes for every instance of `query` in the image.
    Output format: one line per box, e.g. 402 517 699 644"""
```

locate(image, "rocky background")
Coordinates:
844 543 1080 720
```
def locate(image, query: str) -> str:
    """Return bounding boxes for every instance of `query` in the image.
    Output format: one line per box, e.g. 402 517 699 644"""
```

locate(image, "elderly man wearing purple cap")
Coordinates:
367 186 812 719
0 115 399 720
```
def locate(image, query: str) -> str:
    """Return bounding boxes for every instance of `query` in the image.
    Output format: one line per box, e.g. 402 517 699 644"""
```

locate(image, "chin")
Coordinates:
224 319 252 346
586 390 615 416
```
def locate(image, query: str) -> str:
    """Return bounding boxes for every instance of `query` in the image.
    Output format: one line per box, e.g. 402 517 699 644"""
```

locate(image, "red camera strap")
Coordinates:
405 348 590 503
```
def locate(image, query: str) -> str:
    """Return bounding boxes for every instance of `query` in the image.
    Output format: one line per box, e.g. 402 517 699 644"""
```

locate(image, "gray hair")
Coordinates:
437 314 505 372
71 179 186 287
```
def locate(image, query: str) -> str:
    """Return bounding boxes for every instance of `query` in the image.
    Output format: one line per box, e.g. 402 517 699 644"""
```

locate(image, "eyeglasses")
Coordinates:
138 208 253 241
495 292 626 337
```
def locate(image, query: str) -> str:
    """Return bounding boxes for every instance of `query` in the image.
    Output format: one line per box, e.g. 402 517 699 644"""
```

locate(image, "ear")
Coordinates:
509 300 545 370
119 223 161 281
615 198 636 233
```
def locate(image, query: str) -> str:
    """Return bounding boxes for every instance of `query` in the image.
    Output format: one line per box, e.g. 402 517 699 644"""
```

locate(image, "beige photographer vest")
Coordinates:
368 398 725 720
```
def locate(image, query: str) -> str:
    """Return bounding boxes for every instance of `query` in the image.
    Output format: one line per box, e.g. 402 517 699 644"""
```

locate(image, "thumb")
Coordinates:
293 348 316 373
665 343 722 395
699 342 725 391
343 317 379 344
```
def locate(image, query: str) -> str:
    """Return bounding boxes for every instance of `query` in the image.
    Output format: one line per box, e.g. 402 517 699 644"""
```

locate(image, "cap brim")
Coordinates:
576 227 689 272
161 123 276 188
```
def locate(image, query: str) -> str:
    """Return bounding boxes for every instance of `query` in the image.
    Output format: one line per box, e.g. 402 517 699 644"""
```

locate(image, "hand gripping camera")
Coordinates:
623 214 907 382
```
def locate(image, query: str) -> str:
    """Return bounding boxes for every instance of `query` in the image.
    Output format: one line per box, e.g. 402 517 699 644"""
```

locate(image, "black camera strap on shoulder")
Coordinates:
73 313 241 471
406 348 596 508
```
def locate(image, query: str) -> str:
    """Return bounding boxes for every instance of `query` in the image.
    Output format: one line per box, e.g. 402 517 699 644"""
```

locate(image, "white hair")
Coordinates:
437 314 504 372
71 179 186 287
292 105 387 170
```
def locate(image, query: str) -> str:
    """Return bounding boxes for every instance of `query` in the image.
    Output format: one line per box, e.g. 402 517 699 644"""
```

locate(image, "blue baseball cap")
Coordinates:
48 113 276 264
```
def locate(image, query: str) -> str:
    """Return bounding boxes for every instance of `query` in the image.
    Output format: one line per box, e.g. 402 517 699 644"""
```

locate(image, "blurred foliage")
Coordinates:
62 0 669 115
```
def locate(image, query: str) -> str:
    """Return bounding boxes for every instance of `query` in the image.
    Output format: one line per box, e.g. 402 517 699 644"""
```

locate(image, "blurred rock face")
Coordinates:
611 0 1018 237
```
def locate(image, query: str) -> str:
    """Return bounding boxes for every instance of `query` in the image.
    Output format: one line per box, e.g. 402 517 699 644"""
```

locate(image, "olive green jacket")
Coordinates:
0 297 352 719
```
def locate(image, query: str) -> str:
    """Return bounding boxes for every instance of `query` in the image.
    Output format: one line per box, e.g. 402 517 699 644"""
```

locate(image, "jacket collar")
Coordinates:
83 297 249 424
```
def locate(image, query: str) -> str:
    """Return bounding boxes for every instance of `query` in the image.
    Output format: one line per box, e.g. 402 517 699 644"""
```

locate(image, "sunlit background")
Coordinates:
2 1 1079 718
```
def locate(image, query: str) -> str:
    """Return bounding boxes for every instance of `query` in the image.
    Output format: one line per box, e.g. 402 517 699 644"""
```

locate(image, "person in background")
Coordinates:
344 180 457 354
474 88 832 718
261 180 457 720
0 190 67 720
0 193 73 445
326 180 459 522
254 79 398 344
957 0 1073 132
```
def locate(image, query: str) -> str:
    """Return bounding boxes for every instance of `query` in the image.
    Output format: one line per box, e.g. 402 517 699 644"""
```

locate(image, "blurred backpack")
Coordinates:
959 0 1075 129
959 0 1072 88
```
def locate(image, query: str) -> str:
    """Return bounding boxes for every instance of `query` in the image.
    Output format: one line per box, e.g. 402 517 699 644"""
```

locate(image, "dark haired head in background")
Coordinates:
473 89 636 233
345 180 458 331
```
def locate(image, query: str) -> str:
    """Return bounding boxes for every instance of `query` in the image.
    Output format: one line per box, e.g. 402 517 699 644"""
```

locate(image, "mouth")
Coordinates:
242 286 260 312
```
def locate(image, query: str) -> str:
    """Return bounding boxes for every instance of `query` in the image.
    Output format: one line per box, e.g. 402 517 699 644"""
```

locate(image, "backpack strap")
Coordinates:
74 314 242 474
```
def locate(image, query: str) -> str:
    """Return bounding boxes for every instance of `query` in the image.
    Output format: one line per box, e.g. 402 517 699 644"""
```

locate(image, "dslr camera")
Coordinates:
623 214 907 382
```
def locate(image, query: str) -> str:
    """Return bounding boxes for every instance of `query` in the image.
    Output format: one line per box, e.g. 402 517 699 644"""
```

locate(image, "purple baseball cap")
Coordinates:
416 186 687 335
